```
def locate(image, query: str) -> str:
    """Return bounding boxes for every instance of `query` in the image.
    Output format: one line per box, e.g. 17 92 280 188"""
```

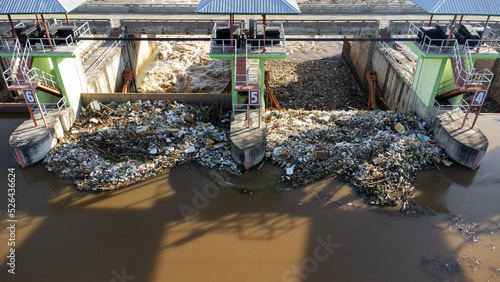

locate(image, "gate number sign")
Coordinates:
249 90 260 106
471 90 487 107
23 89 37 105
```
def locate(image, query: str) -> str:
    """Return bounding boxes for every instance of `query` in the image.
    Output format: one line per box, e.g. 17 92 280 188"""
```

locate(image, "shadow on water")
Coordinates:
414 143 500 216
414 164 477 214
1 115 499 281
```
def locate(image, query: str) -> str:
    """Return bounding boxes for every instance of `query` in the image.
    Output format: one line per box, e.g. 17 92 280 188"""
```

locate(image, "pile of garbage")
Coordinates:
44 100 238 190
265 109 448 209
44 99 449 210
266 57 367 111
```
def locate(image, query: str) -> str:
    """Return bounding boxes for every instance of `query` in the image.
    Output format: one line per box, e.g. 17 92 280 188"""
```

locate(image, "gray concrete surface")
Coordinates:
71 3 425 15
82 93 232 110
3 14 500 36
434 110 489 170
230 111 266 169
9 107 75 167
342 38 490 170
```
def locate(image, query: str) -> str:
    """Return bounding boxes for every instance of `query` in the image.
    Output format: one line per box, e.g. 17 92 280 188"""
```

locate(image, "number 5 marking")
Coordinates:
249 90 259 105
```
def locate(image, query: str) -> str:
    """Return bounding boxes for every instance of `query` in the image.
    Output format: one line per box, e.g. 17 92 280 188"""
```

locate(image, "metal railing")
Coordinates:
407 23 457 55
1 21 92 54
376 35 415 84
26 34 77 53
76 2 424 15
436 78 458 96
0 36 17 52
80 34 106 63
463 39 500 55
84 34 123 78
435 44 493 97
74 22 91 38
406 22 497 118
209 23 237 55
433 98 469 116
28 67 59 89
40 96 67 116
246 22 286 55
25 96 67 127
231 43 262 128
393 35 419 62
245 39 286 55
2 39 31 89
2 39 60 93
210 22 287 55
407 22 500 56
234 58 261 91
467 68 494 88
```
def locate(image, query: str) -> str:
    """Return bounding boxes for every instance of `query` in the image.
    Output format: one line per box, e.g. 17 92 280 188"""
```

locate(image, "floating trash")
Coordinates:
265 108 447 209
44 100 238 191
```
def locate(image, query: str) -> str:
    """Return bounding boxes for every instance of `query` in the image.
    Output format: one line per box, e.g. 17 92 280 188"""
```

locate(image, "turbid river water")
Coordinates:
138 36 344 94
0 112 499 282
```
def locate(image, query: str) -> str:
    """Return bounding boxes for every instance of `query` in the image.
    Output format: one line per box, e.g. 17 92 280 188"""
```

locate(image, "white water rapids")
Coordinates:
138 35 344 93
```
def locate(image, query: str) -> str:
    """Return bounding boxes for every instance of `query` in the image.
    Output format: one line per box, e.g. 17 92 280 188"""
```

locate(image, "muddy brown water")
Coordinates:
0 113 499 282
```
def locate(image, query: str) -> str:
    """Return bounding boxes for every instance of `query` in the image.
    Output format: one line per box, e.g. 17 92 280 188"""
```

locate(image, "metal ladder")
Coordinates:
436 40 493 100
2 39 62 97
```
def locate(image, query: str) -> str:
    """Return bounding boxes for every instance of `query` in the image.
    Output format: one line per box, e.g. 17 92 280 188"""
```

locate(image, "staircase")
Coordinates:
232 48 263 128
3 40 63 98
234 54 260 91
436 41 492 100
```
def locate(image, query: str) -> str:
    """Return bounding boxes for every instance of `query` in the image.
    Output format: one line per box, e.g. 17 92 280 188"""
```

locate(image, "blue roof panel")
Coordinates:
0 0 87 15
410 0 500 15
196 0 301 14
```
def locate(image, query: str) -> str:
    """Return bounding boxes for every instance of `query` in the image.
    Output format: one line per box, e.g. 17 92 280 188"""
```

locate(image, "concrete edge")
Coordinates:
81 93 232 110
0 103 30 113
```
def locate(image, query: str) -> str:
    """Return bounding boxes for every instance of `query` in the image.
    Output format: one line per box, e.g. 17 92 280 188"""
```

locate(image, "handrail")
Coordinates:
74 3 424 14
2 39 60 93
436 78 458 95
74 22 91 38
407 22 496 114
464 39 500 55
433 98 469 115
0 36 17 52
85 34 123 78
209 24 237 55
28 67 59 89
0 21 92 54
41 96 67 115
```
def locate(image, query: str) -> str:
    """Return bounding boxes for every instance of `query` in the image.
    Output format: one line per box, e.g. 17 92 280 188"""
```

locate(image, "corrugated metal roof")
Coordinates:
0 0 87 15
411 0 500 15
195 0 301 14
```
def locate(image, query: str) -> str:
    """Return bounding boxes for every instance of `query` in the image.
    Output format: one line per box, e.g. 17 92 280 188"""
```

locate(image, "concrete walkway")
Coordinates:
9 107 75 167
434 109 489 170
230 110 266 170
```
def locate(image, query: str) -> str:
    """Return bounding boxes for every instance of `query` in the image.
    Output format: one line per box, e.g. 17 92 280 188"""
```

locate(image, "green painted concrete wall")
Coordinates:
53 56 88 114
230 57 269 108
31 57 58 104
231 57 236 106
229 54 285 109
411 57 446 107
438 58 462 105
259 58 265 105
